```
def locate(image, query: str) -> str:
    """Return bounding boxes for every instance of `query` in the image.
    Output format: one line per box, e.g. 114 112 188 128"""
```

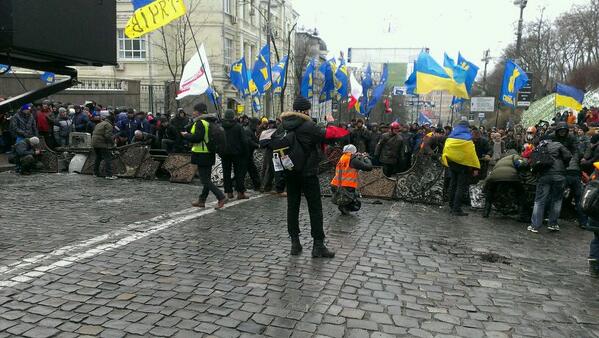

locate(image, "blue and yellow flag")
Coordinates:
555 83 584 111
319 59 336 102
409 52 468 99
205 87 220 107
40 72 55 84
441 124 480 169
252 95 262 114
301 59 316 99
251 44 272 94
335 58 349 98
457 53 479 95
272 55 288 95
500 59 528 107
367 64 388 112
442 53 469 99
230 57 249 98
125 0 187 38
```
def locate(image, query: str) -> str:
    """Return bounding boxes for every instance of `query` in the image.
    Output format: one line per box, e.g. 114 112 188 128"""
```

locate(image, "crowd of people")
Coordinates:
2 96 599 270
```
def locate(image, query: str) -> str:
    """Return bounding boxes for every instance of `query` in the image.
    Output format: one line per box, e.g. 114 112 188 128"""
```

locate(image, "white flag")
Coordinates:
348 72 362 109
176 44 213 100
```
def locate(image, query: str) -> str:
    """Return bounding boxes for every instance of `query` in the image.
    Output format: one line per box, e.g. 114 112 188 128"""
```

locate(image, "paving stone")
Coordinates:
22 327 59 338
77 325 104 335
347 319 378 331
317 323 345 337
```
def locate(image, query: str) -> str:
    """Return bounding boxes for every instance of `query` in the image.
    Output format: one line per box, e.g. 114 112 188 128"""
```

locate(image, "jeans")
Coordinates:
565 173 587 226
531 175 565 229
286 173 325 240
197 165 225 201
221 155 246 193
448 161 470 212
93 148 113 177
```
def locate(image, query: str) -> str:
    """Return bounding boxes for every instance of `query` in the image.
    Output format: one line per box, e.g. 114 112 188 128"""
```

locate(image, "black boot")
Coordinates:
290 236 302 256
312 239 335 258
589 259 599 278
482 202 491 218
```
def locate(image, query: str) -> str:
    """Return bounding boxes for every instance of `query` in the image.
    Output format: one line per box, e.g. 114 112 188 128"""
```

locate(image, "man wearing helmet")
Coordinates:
374 121 404 176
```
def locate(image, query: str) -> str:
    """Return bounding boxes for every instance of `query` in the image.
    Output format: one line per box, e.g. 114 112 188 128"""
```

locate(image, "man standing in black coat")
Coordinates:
221 109 249 199
243 117 262 191
281 96 335 258
181 103 226 209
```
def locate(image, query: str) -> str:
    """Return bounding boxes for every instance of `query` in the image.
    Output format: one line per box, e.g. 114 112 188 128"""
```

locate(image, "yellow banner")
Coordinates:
125 0 187 39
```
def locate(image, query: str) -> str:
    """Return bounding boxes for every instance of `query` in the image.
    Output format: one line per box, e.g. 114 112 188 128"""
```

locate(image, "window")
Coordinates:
224 0 232 14
224 38 234 66
117 29 147 60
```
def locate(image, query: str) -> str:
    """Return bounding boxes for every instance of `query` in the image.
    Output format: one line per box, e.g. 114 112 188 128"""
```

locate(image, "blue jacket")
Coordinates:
73 112 92 133
117 117 139 142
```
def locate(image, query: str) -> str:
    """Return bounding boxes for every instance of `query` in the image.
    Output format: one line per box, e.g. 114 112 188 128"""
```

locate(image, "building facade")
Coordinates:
75 0 298 116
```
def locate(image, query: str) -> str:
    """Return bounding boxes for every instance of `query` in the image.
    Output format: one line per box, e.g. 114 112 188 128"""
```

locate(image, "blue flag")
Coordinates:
319 59 335 102
443 53 467 85
40 72 55 84
251 44 271 94
359 64 372 116
418 112 433 125
500 59 528 107
367 64 388 112
300 59 316 99
457 53 479 94
335 58 349 98
252 95 262 114
230 57 249 98
205 87 220 107
272 55 288 95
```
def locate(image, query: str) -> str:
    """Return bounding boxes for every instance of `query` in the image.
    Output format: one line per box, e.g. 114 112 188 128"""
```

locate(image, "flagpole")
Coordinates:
184 13 220 117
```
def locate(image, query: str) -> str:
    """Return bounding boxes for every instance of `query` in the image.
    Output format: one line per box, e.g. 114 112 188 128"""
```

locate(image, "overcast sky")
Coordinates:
293 0 588 74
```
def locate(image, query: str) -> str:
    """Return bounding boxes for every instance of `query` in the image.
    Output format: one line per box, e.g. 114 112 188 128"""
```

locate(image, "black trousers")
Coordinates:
448 161 469 212
93 148 113 177
221 155 246 193
286 173 325 240
246 150 261 190
198 165 225 201
484 181 527 219
262 149 285 193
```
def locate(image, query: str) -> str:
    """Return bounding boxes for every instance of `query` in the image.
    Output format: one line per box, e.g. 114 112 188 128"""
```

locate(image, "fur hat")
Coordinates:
293 96 311 112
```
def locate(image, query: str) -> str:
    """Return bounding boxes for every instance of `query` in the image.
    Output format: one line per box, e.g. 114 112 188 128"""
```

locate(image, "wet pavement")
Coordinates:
0 172 598 338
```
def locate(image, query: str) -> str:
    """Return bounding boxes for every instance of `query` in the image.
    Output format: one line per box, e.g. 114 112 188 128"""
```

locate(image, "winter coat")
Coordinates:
73 112 92 133
349 154 373 171
542 140 572 177
35 109 52 133
54 117 73 137
486 154 526 183
185 115 218 167
221 118 248 156
14 139 34 158
244 125 259 151
280 111 326 177
117 118 139 142
9 111 37 138
375 132 403 165
350 127 371 153
473 137 491 158
91 120 114 149
369 131 382 156
171 115 190 132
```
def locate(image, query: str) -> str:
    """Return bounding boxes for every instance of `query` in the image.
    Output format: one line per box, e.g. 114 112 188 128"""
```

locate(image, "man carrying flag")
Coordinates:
441 120 480 216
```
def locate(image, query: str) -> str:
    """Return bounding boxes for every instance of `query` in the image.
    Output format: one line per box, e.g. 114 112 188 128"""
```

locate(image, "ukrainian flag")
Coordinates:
412 52 469 99
441 124 480 169
125 0 186 38
555 83 584 111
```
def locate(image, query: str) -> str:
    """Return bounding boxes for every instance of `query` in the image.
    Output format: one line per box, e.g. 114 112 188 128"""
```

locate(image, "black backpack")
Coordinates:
529 142 554 173
200 120 226 155
270 129 305 172
581 180 599 220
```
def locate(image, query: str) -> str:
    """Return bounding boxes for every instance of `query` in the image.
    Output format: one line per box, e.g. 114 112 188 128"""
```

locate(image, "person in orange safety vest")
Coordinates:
330 144 373 215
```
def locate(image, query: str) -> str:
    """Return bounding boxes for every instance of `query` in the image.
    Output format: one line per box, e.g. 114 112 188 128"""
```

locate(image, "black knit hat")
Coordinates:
293 96 311 112
224 109 235 120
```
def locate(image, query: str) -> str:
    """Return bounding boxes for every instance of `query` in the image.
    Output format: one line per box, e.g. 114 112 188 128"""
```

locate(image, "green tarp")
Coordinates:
520 88 599 126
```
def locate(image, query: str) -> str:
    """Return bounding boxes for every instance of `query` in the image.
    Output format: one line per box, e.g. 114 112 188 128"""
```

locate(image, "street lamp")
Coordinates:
513 0 527 60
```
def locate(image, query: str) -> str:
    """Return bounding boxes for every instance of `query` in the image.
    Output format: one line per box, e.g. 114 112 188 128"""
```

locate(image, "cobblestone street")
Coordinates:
1 173 599 338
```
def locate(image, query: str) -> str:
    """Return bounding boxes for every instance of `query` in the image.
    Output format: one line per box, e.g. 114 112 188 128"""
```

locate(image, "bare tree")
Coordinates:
293 30 326 96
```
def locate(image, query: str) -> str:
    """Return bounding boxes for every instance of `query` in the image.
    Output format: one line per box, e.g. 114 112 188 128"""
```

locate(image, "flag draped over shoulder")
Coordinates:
555 83 584 111
500 59 528 107
441 124 480 169
125 0 187 38
301 59 316 99
230 57 249 98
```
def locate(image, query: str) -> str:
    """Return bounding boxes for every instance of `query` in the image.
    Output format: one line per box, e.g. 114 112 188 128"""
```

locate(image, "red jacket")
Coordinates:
36 109 51 132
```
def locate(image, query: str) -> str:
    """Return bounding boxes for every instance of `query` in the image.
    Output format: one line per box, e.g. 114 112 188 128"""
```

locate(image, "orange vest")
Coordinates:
331 153 359 188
